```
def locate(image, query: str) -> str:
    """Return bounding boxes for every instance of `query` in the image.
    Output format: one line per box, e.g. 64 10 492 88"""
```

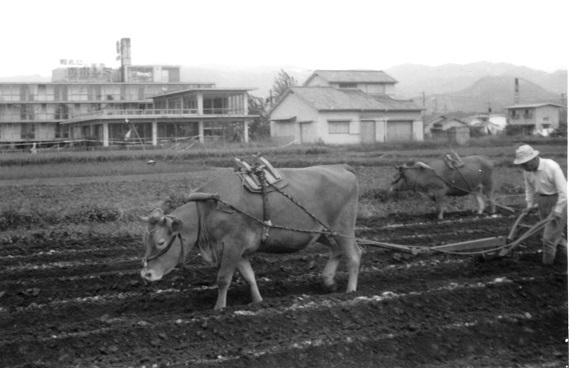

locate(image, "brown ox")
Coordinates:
391 155 495 219
140 164 362 310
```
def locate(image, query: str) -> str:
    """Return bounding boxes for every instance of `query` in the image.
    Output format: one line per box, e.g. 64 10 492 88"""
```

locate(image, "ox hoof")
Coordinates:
322 281 338 293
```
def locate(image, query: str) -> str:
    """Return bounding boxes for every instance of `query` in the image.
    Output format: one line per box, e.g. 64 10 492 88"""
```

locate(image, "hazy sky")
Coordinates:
2 0 568 77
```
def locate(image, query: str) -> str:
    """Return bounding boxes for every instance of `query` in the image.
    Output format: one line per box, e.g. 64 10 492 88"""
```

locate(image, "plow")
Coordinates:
357 211 549 257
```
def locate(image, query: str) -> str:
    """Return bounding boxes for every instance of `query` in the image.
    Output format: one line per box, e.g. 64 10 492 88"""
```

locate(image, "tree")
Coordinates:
247 94 270 140
270 69 297 105
247 70 298 141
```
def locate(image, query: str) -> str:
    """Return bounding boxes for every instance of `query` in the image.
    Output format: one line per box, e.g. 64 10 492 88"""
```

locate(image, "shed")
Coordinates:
447 126 470 145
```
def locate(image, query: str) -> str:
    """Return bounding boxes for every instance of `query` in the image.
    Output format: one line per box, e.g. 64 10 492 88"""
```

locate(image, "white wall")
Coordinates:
270 94 423 144
318 111 361 144
270 93 319 142
0 123 20 141
535 106 560 129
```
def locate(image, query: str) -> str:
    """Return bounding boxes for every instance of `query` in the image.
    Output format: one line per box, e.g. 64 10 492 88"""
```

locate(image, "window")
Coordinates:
338 83 357 89
21 123 35 139
328 120 350 134
523 109 533 118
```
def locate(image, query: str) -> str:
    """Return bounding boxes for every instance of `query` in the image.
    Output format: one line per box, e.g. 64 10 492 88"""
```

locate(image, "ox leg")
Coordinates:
485 186 496 214
236 258 262 304
473 187 486 215
475 193 485 215
434 193 445 220
322 249 341 292
339 236 362 293
322 234 362 293
214 265 235 310
214 244 241 310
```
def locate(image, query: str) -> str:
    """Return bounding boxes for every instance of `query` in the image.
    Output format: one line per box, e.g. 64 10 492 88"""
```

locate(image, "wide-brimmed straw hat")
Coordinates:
513 144 539 165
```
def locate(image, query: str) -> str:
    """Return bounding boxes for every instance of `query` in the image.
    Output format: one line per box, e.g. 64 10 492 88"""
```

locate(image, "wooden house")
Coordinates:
269 70 423 144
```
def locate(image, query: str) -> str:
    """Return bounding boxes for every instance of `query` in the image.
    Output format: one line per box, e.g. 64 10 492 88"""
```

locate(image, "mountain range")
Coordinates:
177 62 566 113
1 62 566 114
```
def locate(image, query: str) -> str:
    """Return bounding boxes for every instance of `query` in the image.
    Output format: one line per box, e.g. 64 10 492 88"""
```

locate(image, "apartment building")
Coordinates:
0 38 256 148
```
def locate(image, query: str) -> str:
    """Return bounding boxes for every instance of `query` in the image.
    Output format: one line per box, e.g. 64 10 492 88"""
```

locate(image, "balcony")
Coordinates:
62 108 248 124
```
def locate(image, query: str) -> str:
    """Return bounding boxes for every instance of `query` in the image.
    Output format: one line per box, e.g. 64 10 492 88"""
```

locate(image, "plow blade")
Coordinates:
429 237 507 254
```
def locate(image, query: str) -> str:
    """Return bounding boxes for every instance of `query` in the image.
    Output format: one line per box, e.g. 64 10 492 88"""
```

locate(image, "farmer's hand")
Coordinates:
522 205 537 215
550 212 563 225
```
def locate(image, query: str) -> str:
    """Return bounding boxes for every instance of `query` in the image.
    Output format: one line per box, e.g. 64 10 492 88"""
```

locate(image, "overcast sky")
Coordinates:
2 0 568 77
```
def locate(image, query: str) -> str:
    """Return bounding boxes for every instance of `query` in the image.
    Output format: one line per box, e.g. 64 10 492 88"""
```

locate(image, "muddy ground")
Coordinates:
1 206 567 368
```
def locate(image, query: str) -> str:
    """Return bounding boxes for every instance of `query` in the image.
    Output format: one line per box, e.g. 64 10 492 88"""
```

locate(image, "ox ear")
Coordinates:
170 217 183 234
188 192 220 202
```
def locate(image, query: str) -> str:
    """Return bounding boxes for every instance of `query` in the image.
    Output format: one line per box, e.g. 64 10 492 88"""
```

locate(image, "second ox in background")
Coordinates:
391 155 495 219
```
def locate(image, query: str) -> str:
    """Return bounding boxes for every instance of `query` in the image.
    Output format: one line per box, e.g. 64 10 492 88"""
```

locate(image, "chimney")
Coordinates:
117 38 131 82
514 78 519 104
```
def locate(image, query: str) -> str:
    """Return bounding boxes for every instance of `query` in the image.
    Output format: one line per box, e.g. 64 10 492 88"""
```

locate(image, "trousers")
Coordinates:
537 194 567 265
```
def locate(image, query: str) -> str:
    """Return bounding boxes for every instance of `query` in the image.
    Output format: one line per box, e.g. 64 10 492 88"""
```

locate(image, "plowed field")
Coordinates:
0 157 568 368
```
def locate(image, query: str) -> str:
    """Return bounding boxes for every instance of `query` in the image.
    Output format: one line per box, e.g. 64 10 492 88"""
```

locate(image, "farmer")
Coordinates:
513 144 567 265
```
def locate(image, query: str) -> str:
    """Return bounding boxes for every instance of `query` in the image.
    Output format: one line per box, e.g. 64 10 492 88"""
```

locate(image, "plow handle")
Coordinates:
507 211 528 241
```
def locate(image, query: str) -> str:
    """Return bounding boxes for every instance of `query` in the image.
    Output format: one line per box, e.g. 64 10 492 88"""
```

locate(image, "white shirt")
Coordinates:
524 158 567 215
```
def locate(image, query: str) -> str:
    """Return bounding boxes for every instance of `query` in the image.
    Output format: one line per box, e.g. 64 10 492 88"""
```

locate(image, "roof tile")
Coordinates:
290 87 421 111
304 70 398 85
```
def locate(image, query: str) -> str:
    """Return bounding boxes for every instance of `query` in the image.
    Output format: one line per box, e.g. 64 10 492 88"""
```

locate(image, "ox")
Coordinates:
391 155 495 220
140 164 362 310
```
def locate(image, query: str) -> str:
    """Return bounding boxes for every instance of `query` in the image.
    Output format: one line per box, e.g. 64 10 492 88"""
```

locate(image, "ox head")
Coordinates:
390 161 431 192
140 193 219 283
140 208 185 282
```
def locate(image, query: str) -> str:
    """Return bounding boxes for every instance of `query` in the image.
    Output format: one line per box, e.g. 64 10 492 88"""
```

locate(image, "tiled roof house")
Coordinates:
270 70 423 144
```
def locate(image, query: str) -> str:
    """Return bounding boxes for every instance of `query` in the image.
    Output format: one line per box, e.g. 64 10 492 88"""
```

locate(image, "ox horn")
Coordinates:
187 192 220 202
139 208 166 224
415 162 432 170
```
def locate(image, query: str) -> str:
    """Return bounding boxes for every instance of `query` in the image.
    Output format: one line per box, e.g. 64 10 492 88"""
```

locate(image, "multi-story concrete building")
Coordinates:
0 38 256 149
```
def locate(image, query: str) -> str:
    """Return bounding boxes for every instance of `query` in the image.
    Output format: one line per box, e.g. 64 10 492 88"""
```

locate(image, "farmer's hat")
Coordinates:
513 144 539 165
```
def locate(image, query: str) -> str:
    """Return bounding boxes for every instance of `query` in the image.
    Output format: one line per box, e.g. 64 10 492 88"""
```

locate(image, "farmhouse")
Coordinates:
506 103 562 135
424 115 469 137
269 70 423 144
0 38 256 149
466 113 507 135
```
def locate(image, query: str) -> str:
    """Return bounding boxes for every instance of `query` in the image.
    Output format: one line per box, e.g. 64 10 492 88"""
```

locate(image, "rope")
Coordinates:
215 197 332 236
267 182 335 233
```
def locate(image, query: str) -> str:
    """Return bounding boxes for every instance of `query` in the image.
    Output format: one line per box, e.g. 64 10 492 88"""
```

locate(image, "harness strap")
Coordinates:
143 233 183 266
143 203 203 267
210 180 341 248
254 168 272 243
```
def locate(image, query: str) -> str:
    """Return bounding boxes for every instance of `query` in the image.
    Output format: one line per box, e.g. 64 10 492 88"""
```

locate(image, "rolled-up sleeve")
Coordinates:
524 172 536 207
552 164 567 215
